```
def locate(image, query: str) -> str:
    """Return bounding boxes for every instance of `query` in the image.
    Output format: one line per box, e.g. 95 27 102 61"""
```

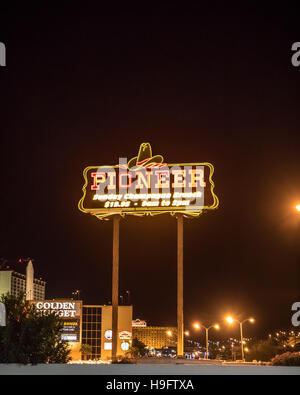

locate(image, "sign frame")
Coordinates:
78 144 219 220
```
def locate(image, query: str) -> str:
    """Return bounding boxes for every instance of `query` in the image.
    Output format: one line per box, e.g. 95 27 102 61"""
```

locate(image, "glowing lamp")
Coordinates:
226 316 234 324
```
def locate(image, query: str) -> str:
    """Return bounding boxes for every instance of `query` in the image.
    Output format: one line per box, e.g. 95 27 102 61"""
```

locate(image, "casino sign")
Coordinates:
78 143 219 219
32 300 81 343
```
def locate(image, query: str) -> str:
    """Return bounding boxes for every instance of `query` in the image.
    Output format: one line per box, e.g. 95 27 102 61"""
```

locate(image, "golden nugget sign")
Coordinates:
34 301 80 318
78 143 218 219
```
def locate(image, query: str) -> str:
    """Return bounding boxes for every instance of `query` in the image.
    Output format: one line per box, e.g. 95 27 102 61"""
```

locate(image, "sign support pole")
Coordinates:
177 214 184 357
112 215 120 361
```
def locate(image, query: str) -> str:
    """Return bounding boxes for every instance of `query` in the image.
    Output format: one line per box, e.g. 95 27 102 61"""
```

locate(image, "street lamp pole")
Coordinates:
194 323 219 359
226 316 254 362
205 328 209 360
240 321 244 362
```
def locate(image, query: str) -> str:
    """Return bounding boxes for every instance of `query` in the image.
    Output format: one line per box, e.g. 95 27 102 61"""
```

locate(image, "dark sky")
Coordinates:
1 3 299 339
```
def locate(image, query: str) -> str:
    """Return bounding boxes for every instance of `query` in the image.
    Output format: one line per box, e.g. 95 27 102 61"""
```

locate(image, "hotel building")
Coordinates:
0 259 46 300
133 325 177 349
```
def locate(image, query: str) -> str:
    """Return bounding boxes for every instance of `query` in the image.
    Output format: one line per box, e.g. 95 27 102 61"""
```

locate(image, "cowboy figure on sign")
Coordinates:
127 142 165 170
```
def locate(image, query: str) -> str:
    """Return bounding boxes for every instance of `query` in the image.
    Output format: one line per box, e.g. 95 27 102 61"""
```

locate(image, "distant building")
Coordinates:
0 259 46 300
133 326 177 349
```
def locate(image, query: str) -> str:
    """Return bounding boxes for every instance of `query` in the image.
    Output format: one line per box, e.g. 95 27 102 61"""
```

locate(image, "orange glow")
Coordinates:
296 204 300 212
226 316 234 324
193 323 201 329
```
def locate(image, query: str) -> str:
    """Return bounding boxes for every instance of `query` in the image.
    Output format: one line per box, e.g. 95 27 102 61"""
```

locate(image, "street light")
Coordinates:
166 330 177 350
296 204 300 212
193 322 220 360
225 316 255 362
72 290 81 300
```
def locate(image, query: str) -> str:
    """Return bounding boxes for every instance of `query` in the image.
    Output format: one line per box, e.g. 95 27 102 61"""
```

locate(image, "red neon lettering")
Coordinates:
119 173 133 188
91 172 106 190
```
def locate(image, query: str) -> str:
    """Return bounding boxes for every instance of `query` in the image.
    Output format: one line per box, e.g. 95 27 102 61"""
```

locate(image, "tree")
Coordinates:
128 337 146 358
246 339 281 362
246 331 300 362
0 293 71 364
271 351 300 366
80 343 93 360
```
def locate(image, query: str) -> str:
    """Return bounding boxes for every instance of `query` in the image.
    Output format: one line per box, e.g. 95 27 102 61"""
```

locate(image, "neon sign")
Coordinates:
78 143 219 219
132 319 147 327
119 330 132 340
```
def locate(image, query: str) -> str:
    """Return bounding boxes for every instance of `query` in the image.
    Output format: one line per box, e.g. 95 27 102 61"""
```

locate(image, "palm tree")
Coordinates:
80 344 93 361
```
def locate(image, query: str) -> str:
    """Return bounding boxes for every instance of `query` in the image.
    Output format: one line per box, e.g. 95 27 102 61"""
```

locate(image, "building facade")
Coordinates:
100 305 133 361
31 300 133 361
133 326 177 349
82 305 102 359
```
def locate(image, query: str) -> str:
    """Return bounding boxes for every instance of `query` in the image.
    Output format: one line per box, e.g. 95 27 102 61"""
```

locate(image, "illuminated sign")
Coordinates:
105 330 113 340
61 319 80 342
34 301 79 318
121 341 130 351
132 319 147 327
119 330 132 340
104 342 112 350
32 300 81 343
62 334 77 341
78 143 219 220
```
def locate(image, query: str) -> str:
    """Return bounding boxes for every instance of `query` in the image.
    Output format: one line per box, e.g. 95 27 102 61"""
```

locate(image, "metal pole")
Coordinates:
177 214 184 357
240 322 244 362
112 215 120 361
206 328 209 359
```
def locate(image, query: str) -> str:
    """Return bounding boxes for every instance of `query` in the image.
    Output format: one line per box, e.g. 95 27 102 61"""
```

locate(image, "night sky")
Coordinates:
1 3 299 340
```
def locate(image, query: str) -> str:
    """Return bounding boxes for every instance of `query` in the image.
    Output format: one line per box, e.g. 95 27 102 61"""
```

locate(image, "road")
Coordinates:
0 361 299 375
